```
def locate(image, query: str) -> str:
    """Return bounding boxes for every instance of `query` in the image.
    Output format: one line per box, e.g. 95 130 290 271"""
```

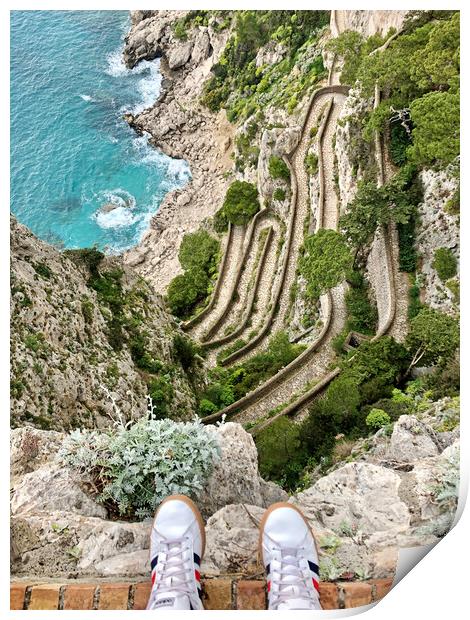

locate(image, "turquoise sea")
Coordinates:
10 11 190 252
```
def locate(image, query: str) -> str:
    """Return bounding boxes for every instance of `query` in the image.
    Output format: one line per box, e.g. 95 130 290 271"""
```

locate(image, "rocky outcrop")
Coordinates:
10 217 199 429
122 12 235 293
10 423 285 578
415 167 459 314
333 10 409 38
11 401 458 581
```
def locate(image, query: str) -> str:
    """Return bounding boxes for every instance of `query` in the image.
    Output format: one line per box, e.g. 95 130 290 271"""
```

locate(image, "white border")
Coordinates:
2 2 467 618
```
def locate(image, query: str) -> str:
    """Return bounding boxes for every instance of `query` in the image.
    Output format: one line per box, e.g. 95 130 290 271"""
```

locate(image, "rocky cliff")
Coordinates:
11 400 458 581
122 11 235 292
10 217 202 430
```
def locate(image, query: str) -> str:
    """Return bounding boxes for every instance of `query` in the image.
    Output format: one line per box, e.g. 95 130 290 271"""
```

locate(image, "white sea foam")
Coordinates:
79 94 94 102
95 206 138 229
106 47 162 114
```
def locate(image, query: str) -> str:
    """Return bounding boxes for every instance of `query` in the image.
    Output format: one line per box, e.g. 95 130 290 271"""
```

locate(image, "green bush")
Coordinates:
345 271 377 334
147 376 174 419
432 247 457 282
273 187 287 201
173 333 197 370
167 268 210 319
305 152 319 175
213 207 229 233
58 416 220 519
407 307 459 367
268 156 290 181
397 210 418 272
299 229 352 301
300 337 409 471
390 122 410 167
365 408 391 430
179 230 219 275
222 181 260 225
256 417 307 490
64 247 104 277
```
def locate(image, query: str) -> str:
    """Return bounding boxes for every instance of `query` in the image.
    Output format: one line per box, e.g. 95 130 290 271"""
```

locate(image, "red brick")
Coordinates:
10 584 26 610
371 578 393 601
342 582 373 608
132 582 152 610
63 584 96 610
319 582 339 610
98 583 130 610
29 584 61 610
237 580 266 610
203 579 232 610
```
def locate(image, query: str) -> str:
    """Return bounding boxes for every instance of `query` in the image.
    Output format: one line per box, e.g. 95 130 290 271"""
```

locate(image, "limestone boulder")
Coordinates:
168 41 194 70
197 423 265 517
11 466 107 519
202 504 264 576
293 462 410 536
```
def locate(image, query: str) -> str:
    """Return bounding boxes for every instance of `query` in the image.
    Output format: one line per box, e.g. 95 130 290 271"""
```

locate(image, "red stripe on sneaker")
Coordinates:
267 581 271 592
195 570 201 582
312 578 319 592
151 571 156 586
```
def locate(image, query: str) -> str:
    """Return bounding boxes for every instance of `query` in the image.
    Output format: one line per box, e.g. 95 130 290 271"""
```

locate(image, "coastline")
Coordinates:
122 11 236 294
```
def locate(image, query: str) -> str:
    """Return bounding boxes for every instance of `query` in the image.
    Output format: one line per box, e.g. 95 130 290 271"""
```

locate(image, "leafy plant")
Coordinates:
365 408 391 430
58 413 220 519
406 307 459 369
268 156 290 182
432 247 457 282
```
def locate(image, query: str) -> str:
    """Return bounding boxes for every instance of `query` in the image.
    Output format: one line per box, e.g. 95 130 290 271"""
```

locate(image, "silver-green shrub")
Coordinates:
57 413 220 519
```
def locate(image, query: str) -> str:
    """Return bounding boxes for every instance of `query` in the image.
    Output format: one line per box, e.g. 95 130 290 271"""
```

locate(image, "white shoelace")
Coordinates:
147 537 194 610
269 546 319 610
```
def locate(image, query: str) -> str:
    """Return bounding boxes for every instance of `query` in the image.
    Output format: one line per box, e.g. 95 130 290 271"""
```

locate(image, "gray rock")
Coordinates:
294 462 410 536
259 479 289 506
202 504 264 576
196 423 264 517
11 466 108 519
386 415 440 463
168 41 194 70
191 29 211 65
10 427 63 480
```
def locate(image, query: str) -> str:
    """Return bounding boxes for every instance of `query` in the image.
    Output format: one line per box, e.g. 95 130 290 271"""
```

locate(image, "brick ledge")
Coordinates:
11 578 393 610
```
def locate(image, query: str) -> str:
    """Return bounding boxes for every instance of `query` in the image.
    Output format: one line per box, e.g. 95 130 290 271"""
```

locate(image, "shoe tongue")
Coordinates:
152 593 191 610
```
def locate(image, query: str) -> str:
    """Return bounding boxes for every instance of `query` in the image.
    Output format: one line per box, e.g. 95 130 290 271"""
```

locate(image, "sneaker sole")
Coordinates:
150 494 206 561
257 501 320 567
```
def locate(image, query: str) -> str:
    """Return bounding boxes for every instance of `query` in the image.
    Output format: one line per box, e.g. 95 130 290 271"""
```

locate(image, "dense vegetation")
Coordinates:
201 10 329 121
328 11 459 169
167 230 220 319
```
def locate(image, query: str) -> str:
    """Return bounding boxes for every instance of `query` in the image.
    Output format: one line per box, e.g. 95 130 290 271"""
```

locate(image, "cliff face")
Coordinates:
332 10 409 37
10 217 201 430
122 11 235 293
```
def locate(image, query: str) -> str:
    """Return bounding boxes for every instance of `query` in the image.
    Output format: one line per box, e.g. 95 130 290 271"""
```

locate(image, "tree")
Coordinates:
432 247 457 282
256 417 306 488
406 307 459 370
179 230 219 275
409 91 460 166
268 156 290 181
222 180 260 225
167 268 210 318
299 229 352 300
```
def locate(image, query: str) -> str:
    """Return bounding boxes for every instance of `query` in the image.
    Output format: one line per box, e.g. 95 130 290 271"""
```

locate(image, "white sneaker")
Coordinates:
146 494 205 610
259 502 322 611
